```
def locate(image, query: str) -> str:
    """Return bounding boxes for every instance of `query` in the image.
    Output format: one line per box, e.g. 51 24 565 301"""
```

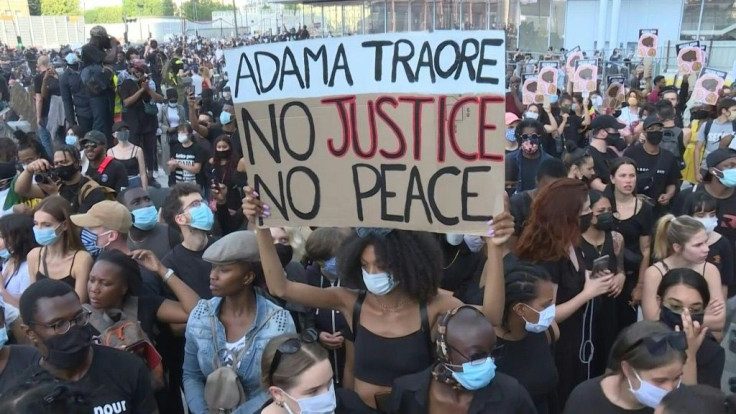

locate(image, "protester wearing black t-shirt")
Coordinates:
623 116 680 218
168 124 206 188
558 94 590 148
81 26 120 140
564 321 690 414
588 115 627 192
81 131 128 193
118 60 164 186
13 279 157 413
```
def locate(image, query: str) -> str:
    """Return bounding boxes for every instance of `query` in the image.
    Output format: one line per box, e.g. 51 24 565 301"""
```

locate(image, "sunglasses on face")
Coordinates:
83 142 98 149
521 134 540 141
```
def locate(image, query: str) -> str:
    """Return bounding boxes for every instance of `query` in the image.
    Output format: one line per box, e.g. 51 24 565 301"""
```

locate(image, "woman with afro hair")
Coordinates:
243 186 514 410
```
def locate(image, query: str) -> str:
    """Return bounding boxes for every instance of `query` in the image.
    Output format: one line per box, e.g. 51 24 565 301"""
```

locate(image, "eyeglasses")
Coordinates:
444 343 493 368
268 328 318 383
29 309 92 335
623 331 687 356
179 199 204 213
83 142 98 149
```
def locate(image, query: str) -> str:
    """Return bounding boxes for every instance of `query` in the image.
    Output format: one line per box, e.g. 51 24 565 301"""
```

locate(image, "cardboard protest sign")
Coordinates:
638 29 658 58
573 58 598 94
224 31 506 234
566 51 583 79
604 76 626 110
676 41 705 75
693 68 728 105
522 73 542 105
538 62 559 96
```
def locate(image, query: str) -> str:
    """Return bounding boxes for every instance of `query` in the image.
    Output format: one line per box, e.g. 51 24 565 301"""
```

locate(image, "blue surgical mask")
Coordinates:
522 304 556 333
33 225 61 246
65 135 78 146
0 326 7 348
0 249 9 260
627 369 674 408
188 203 214 231
362 268 397 296
132 205 158 231
219 111 232 125
505 128 517 142
450 357 496 390
322 257 338 278
463 235 485 253
445 233 464 246
524 111 539 120
282 381 336 414
715 168 736 188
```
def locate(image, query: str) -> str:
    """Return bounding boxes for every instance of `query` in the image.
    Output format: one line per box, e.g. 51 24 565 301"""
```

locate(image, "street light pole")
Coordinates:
137 3 143 42
232 0 238 37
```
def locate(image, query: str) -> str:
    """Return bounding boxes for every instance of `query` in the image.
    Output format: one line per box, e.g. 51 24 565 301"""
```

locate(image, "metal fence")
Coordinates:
0 16 86 48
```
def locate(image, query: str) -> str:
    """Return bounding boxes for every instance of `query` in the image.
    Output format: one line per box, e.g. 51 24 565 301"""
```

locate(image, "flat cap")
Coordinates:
203 231 260 265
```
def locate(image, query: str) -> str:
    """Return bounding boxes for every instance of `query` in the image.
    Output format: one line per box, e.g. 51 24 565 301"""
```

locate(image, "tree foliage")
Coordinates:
181 0 234 21
84 6 123 23
40 0 80 15
28 0 41 16
122 0 176 17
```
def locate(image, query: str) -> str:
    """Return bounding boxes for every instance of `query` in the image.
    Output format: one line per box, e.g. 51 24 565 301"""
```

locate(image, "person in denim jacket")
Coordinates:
183 231 296 414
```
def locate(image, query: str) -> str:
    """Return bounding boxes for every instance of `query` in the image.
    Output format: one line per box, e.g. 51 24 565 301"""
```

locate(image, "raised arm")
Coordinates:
243 186 352 314
481 198 513 326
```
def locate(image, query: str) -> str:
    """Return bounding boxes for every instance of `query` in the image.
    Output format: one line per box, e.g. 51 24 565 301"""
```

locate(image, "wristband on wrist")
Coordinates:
162 268 175 283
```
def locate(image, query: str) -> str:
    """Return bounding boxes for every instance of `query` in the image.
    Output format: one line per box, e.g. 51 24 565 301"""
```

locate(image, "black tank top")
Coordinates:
35 248 78 288
111 146 140 176
350 291 433 386
580 232 618 273
496 330 558 414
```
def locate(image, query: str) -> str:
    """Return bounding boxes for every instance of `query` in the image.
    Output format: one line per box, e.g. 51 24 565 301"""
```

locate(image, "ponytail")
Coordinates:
653 214 676 260
652 214 705 261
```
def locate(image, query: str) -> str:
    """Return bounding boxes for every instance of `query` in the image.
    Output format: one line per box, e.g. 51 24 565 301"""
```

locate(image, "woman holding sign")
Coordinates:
243 186 513 411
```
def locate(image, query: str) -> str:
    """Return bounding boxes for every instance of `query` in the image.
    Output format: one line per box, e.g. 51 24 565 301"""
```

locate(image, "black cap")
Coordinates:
643 115 664 129
112 121 129 132
590 115 625 131
706 149 736 169
80 130 106 146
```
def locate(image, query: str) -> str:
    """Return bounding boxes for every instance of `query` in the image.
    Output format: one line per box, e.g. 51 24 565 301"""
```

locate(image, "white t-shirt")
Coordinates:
191 74 203 97
2 261 30 300
0 188 11 217
167 105 180 128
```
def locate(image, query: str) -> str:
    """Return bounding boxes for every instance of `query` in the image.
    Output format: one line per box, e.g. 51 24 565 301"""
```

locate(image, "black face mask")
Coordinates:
660 305 704 330
215 149 231 159
605 132 622 145
594 212 614 232
646 131 664 146
275 243 293 268
41 325 92 370
55 164 78 182
580 212 593 233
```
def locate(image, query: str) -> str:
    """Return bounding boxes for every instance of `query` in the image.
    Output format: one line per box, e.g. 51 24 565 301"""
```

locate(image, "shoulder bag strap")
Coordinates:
231 309 278 366
97 156 114 175
350 290 366 341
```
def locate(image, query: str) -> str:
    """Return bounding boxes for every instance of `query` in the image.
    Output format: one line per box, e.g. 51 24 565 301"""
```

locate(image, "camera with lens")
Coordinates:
34 168 59 184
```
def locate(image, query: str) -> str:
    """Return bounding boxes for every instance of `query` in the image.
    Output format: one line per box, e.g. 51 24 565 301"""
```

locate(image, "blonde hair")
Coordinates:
284 227 306 262
653 214 705 260
260 334 327 390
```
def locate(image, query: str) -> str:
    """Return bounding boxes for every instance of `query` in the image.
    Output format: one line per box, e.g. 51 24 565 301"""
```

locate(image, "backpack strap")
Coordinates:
97 156 114 175
78 178 98 207
349 290 367 342
704 120 713 140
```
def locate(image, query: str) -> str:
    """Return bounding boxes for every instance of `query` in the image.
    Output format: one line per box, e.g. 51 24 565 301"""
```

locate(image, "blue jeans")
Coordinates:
37 118 53 158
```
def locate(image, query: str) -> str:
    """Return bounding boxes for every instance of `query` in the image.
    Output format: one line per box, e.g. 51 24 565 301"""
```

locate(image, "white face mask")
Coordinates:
522 304 556 333
282 381 337 414
361 268 397 296
627 369 674 408
177 134 189 144
694 216 718 234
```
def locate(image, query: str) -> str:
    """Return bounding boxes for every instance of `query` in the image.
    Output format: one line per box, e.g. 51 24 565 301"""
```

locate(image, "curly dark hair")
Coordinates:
337 230 443 303
161 182 201 229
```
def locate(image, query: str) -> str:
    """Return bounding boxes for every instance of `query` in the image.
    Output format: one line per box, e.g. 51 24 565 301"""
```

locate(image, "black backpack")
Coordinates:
80 63 113 96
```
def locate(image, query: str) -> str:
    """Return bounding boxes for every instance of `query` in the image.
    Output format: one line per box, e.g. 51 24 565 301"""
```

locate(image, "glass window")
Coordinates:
680 0 736 41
